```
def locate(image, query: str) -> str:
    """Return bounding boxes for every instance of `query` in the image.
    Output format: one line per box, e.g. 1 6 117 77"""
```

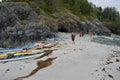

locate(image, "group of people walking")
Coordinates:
71 31 93 44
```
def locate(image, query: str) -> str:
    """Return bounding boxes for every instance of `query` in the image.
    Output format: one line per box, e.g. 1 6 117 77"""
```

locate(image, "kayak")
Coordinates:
0 53 8 59
13 52 30 56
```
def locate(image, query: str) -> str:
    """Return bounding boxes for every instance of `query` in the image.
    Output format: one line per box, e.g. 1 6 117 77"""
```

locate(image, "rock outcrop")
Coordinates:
0 2 54 48
105 24 120 35
0 2 111 48
52 9 111 35
80 20 111 35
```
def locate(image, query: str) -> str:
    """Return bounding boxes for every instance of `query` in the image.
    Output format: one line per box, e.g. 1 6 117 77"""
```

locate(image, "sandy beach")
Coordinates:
0 33 120 80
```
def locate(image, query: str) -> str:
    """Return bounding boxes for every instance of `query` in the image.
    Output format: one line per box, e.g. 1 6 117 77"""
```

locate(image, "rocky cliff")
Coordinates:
0 2 111 48
52 8 111 35
0 2 53 47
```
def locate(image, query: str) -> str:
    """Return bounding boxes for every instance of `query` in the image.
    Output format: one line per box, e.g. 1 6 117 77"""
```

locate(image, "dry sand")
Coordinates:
0 33 120 80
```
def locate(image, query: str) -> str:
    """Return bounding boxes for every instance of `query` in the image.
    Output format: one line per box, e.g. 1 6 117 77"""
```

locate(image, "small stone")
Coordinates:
108 74 114 79
6 69 10 71
116 59 119 62
102 68 105 71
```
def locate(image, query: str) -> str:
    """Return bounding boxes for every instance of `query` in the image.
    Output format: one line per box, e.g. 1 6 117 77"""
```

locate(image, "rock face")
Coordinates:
0 2 53 48
57 16 111 35
54 9 111 35
80 20 111 35
105 24 120 35
117 27 120 35
0 2 111 48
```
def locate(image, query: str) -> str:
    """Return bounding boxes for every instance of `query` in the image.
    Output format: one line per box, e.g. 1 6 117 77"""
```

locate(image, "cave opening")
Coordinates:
58 28 68 32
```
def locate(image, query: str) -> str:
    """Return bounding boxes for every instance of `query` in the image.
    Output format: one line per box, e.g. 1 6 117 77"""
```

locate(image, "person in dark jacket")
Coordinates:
71 32 76 44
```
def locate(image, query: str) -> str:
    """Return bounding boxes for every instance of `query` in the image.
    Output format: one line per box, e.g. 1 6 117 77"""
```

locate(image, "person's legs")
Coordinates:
72 37 75 44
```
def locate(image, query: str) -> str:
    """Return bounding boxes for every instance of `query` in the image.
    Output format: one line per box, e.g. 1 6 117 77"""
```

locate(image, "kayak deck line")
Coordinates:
0 47 59 62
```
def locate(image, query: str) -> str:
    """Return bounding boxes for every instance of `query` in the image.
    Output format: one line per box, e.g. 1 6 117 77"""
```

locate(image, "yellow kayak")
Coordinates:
0 53 8 59
13 49 42 56
13 52 30 56
51 44 60 48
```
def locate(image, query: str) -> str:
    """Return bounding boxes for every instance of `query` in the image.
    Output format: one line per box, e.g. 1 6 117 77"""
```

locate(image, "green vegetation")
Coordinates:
3 0 120 33
3 0 120 21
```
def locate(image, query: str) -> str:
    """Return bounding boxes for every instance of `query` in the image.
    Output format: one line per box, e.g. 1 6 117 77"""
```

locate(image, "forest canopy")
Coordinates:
2 0 120 25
